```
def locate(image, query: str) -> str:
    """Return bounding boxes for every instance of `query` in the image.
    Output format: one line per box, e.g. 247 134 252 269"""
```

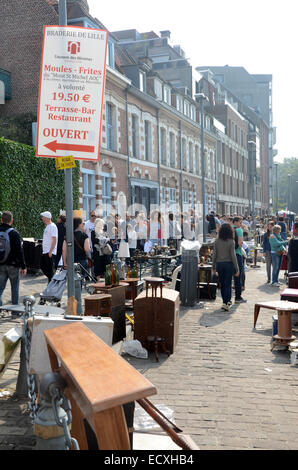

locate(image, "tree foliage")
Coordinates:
0 138 80 238
275 158 298 213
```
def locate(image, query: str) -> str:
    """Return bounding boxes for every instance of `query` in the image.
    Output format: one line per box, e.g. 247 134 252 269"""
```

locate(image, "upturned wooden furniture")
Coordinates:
254 300 298 328
90 283 128 343
90 283 127 307
124 278 139 307
144 277 164 298
84 294 112 316
43 322 157 450
134 287 180 360
198 264 214 300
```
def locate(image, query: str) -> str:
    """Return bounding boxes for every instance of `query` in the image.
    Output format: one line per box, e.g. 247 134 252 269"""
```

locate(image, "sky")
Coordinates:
88 0 298 163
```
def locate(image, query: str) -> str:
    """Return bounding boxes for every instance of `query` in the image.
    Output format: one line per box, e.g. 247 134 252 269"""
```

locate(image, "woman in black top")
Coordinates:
63 217 91 271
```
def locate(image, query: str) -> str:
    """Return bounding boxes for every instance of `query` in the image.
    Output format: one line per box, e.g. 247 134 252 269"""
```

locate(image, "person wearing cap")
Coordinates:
40 211 58 283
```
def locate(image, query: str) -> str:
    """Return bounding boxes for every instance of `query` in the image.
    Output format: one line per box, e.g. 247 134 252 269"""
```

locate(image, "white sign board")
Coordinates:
36 25 108 161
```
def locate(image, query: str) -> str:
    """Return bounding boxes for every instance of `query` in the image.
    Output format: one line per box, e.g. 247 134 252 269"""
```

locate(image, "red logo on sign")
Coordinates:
68 41 81 55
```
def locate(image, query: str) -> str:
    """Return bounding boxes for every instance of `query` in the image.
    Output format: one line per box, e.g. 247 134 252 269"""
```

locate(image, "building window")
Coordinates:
182 138 187 170
106 102 115 151
82 170 96 217
107 40 115 68
164 85 171 105
161 186 166 203
176 95 183 113
160 127 167 165
139 71 146 92
190 105 196 121
102 173 111 217
183 189 189 204
169 132 175 166
189 142 193 172
195 145 200 175
144 120 152 161
154 78 163 100
132 114 139 158
169 188 177 204
184 100 190 118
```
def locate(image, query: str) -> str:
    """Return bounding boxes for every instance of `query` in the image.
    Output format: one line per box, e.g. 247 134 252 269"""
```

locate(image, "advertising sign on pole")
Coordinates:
36 25 108 162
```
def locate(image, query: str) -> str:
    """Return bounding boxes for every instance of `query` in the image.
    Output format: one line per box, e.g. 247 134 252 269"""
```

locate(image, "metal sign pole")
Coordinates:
59 0 75 306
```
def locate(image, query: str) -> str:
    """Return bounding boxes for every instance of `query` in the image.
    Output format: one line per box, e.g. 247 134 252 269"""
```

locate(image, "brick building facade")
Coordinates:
0 0 272 219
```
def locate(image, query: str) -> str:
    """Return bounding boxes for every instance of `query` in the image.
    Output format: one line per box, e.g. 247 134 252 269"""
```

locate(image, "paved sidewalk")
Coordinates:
1 265 298 450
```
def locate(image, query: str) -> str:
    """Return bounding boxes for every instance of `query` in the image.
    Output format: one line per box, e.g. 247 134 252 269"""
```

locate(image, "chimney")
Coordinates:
67 0 90 12
160 30 171 40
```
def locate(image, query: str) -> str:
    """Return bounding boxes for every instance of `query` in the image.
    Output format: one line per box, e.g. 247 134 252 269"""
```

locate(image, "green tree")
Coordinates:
275 158 298 214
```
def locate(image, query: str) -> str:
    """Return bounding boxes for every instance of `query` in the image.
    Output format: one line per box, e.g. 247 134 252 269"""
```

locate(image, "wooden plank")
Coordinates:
44 322 157 417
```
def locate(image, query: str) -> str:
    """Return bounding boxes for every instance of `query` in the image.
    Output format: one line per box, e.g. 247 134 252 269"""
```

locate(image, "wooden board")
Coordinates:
44 322 157 419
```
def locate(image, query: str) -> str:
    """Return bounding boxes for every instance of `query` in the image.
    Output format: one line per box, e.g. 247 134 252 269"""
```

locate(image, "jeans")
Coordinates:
234 254 243 300
0 264 20 306
216 261 235 305
265 251 272 282
271 252 282 284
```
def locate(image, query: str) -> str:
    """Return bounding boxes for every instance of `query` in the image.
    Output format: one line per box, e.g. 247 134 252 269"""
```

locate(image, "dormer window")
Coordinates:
107 40 115 68
139 71 146 92
164 85 171 105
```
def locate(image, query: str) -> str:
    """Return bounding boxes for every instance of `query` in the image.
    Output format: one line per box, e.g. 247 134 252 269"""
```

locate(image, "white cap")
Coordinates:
41 211 52 219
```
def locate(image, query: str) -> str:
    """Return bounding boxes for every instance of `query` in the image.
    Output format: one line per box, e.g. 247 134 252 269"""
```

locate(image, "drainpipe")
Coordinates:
179 120 183 214
126 86 132 207
156 109 161 205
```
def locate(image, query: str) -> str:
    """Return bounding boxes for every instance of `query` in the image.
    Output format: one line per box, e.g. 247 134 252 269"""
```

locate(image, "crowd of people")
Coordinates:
0 207 297 313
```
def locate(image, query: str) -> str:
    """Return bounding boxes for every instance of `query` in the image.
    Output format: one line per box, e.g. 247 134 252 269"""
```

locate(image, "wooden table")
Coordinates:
254 300 298 328
254 300 298 350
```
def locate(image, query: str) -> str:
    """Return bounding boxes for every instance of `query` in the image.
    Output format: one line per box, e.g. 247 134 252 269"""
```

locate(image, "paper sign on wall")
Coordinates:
36 25 108 161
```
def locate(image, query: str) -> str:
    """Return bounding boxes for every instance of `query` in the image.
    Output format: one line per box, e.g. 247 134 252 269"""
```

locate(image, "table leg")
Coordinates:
254 305 261 328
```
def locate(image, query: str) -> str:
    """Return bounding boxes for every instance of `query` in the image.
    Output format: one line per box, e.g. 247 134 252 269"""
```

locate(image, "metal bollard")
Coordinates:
34 372 78 450
16 296 36 397
34 373 68 450
74 264 82 315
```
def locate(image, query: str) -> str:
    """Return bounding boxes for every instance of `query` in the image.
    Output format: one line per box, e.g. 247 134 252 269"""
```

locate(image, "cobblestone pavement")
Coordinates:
1 264 298 450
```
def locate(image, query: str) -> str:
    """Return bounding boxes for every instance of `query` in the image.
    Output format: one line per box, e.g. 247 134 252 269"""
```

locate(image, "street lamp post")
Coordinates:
274 163 278 213
288 174 292 211
195 92 209 243
59 0 75 306
248 140 256 220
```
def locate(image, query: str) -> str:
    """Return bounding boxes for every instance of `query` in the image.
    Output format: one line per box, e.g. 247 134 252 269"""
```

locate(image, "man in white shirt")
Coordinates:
40 211 58 283
84 210 100 251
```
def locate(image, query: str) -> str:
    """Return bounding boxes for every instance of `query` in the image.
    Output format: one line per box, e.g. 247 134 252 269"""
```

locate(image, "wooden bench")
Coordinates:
44 322 157 450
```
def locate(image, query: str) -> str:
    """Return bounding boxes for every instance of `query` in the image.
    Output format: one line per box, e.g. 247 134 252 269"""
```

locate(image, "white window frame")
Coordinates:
106 102 115 151
144 120 152 161
131 114 139 158
169 132 175 166
164 85 171 105
102 172 112 217
169 188 177 204
139 71 146 92
176 95 183 113
82 169 96 217
160 127 167 165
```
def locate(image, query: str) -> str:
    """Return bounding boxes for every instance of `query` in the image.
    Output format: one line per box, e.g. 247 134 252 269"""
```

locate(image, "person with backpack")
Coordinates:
0 211 27 306
232 216 247 303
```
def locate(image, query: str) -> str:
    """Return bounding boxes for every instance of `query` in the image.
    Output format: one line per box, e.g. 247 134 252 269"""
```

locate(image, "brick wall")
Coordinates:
0 0 58 117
